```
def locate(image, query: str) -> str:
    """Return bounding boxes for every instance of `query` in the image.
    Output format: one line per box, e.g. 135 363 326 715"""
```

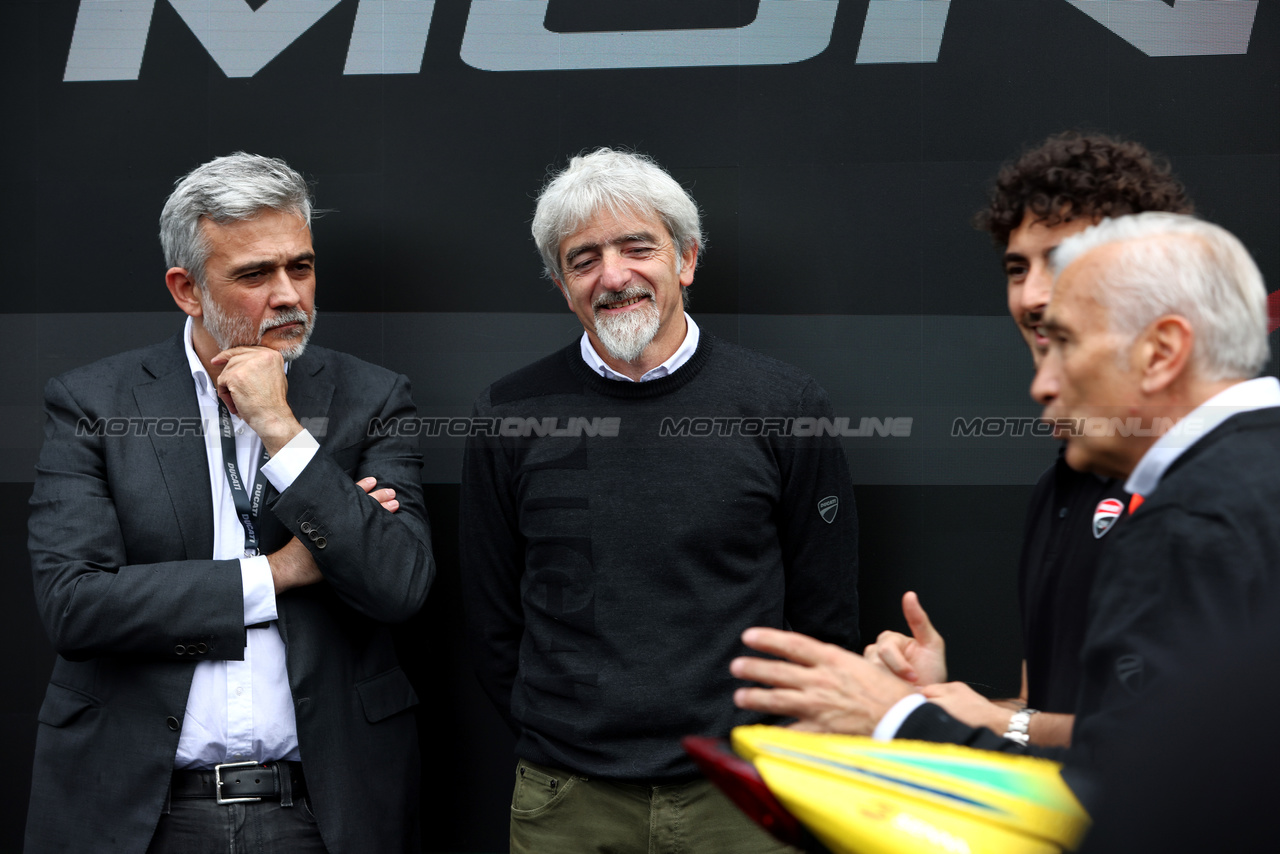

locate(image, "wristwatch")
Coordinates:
1003 708 1038 746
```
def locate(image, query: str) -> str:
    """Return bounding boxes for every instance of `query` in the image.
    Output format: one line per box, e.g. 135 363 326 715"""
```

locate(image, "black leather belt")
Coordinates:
171 761 306 804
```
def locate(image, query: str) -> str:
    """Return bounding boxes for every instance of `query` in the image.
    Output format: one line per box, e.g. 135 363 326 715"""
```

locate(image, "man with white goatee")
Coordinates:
460 148 859 853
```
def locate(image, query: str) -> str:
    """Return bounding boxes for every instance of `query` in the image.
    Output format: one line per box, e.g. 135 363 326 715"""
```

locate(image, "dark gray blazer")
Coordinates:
25 332 434 853
897 408 1280 812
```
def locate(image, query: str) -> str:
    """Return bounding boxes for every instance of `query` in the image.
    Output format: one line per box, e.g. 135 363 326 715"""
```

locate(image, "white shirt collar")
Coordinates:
1124 376 1280 496
579 313 700 382
183 316 215 397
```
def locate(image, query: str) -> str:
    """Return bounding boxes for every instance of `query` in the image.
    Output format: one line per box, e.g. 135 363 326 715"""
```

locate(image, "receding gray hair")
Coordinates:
532 148 703 283
1051 212 1269 381
159 152 313 286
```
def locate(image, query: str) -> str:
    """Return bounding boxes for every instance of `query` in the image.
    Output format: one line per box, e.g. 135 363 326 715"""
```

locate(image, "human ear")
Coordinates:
165 268 203 318
1138 314 1194 394
678 242 698 287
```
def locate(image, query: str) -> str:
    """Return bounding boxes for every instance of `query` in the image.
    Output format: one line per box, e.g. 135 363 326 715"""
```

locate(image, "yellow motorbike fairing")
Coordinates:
731 725 1090 854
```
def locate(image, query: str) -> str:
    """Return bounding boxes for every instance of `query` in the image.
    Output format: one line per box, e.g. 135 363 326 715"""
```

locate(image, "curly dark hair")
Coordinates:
977 131 1194 246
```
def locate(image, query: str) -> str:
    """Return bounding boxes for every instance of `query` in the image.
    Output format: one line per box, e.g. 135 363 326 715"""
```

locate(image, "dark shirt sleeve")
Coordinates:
1017 462 1056 668
458 393 526 732
777 379 860 650
1019 452 1126 712
896 701 1067 762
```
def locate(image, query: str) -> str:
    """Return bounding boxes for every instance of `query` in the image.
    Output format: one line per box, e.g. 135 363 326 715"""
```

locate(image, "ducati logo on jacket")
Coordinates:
1092 498 1125 539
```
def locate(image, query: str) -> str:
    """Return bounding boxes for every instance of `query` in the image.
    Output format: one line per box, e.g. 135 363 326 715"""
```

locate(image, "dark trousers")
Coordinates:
147 771 327 854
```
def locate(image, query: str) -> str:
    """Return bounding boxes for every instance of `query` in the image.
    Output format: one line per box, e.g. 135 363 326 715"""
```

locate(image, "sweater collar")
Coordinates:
566 327 715 399
578 313 701 382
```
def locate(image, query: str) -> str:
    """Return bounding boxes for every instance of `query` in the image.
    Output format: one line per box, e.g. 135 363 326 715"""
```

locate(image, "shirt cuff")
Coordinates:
261 429 319 493
240 555 278 625
872 693 929 742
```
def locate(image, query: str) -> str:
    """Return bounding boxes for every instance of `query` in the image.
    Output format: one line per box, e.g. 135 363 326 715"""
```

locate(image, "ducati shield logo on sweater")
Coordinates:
818 496 839 524
1092 498 1124 539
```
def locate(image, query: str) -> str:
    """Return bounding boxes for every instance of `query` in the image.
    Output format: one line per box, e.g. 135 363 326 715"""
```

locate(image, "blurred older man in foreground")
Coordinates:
732 213 1279 806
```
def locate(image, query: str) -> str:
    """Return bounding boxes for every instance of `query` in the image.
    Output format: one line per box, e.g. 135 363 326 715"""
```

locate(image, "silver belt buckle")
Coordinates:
215 760 265 804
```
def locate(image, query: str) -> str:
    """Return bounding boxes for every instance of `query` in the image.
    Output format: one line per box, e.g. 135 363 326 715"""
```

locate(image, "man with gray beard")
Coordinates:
25 153 434 853
461 148 859 853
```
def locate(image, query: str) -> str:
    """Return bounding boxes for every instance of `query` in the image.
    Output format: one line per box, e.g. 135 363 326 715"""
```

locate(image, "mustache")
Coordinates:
259 308 311 337
593 285 654 312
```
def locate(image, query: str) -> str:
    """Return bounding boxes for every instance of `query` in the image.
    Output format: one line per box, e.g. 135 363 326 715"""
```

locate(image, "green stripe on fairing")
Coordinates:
761 745 1004 814
830 748 1064 808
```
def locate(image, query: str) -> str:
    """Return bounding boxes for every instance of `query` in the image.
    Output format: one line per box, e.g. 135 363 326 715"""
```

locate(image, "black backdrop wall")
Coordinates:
2 2 1277 851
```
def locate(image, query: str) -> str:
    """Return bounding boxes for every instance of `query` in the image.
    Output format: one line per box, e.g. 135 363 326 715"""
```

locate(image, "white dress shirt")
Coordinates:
175 317 320 768
579 313 700 381
874 376 1280 742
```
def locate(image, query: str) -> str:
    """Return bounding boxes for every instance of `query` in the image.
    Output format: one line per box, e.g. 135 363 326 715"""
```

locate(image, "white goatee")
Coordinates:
593 286 659 363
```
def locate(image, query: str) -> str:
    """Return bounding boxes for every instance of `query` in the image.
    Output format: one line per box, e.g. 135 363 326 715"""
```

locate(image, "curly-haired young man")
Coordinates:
860 132 1194 749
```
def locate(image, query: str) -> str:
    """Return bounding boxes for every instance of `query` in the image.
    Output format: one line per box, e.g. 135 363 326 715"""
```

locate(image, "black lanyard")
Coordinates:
216 398 270 556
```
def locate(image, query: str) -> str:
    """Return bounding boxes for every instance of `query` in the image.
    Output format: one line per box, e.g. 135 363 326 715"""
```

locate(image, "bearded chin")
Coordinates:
594 301 659 363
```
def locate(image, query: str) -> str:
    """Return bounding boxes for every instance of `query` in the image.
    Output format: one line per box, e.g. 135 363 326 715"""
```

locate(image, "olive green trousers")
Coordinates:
509 757 801 854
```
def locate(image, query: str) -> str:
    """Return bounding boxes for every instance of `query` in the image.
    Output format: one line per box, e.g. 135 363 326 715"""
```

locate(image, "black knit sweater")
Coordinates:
461 333 859 780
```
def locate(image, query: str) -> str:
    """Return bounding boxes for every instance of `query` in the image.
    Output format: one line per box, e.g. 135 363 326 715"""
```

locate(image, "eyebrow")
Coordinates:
228 251 315 278
563 232 659 266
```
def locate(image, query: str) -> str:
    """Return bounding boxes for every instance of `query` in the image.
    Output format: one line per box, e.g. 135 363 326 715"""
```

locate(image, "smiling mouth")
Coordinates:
597 295 648 312
1022 313 1047 343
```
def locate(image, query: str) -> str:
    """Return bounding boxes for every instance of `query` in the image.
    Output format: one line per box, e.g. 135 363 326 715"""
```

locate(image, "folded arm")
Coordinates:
265 372 434 623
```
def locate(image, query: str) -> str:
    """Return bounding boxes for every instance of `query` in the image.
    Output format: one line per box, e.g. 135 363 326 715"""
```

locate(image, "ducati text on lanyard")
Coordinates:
217 399 270 556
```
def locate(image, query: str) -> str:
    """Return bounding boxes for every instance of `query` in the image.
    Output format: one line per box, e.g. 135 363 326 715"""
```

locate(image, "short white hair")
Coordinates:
532 148 703 283
1051 212 1269 381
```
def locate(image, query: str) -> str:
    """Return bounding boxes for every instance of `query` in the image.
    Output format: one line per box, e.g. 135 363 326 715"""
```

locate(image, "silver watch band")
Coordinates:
1003 708 1038 746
